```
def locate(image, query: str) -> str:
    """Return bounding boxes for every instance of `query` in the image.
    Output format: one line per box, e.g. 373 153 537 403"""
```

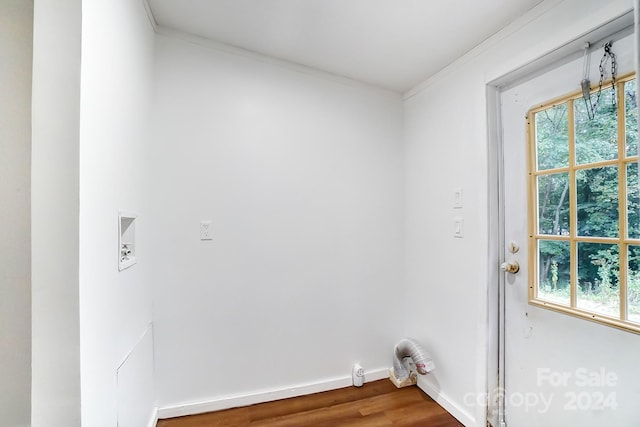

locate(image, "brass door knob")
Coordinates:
501 261 520 274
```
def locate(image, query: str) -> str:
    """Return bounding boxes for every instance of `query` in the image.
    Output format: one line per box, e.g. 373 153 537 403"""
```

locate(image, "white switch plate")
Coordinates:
200 220 213 240
453 187 463 208
454 217 464 238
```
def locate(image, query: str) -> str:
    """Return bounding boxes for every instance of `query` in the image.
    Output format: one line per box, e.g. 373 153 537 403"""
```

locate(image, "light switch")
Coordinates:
454 217 464 238
453 187 463 208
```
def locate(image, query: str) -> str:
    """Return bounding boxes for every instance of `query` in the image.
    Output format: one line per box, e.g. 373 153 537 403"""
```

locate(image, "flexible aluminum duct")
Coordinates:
392 338 435 380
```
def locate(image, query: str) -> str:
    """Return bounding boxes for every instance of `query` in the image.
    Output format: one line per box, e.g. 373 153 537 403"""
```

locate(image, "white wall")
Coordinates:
78 0 156 426
31 0 82 425
151 33 404 411
404 75 485 426
403 0 634 426
28 1 639 425
0 2 32 426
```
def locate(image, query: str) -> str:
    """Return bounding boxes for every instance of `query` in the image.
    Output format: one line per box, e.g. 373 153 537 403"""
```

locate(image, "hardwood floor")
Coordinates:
157 379 463 427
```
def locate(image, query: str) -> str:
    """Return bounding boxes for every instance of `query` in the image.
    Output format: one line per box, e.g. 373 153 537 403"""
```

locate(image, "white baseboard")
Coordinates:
158 368 389 420
418 377 476 427
147 407 159 427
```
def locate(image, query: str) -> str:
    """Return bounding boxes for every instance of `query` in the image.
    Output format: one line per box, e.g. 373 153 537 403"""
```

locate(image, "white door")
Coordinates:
500 32 640 427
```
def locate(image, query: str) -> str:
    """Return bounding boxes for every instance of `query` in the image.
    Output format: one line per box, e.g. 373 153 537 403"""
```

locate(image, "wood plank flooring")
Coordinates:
157 379 463 427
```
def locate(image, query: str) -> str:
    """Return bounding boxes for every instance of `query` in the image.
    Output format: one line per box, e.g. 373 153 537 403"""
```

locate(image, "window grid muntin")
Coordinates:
527 73 640 334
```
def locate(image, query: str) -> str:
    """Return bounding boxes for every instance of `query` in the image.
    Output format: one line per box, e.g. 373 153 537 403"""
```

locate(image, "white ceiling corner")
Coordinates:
146 0 544 93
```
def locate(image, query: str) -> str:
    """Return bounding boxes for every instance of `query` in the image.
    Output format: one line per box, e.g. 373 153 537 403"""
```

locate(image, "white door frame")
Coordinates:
485 12 635 427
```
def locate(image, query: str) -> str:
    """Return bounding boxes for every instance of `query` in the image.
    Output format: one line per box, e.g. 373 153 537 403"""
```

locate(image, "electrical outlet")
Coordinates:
200 220 212 240
352 363 364 387
453 187 463 208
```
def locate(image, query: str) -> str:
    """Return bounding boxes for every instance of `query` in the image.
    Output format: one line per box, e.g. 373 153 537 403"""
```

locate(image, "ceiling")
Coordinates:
147 0 544 93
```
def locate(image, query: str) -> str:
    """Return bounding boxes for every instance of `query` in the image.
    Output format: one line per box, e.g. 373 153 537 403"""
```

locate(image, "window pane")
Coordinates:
535 103 568 171
626 79 637 157
537 173 570 235
576 166 619 238
628 245 640 324
538 240 571 305
577 242 619 317
575 86 618 165
628 162 640 239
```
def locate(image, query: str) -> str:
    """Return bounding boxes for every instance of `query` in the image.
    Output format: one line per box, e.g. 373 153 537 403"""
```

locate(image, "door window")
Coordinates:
528 73 640 332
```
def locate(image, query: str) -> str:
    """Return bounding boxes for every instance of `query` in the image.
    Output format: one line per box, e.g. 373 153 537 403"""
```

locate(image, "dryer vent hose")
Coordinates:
392 338 435 380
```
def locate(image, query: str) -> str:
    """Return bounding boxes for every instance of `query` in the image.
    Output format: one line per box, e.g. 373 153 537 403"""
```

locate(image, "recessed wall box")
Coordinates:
118 212 137 271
